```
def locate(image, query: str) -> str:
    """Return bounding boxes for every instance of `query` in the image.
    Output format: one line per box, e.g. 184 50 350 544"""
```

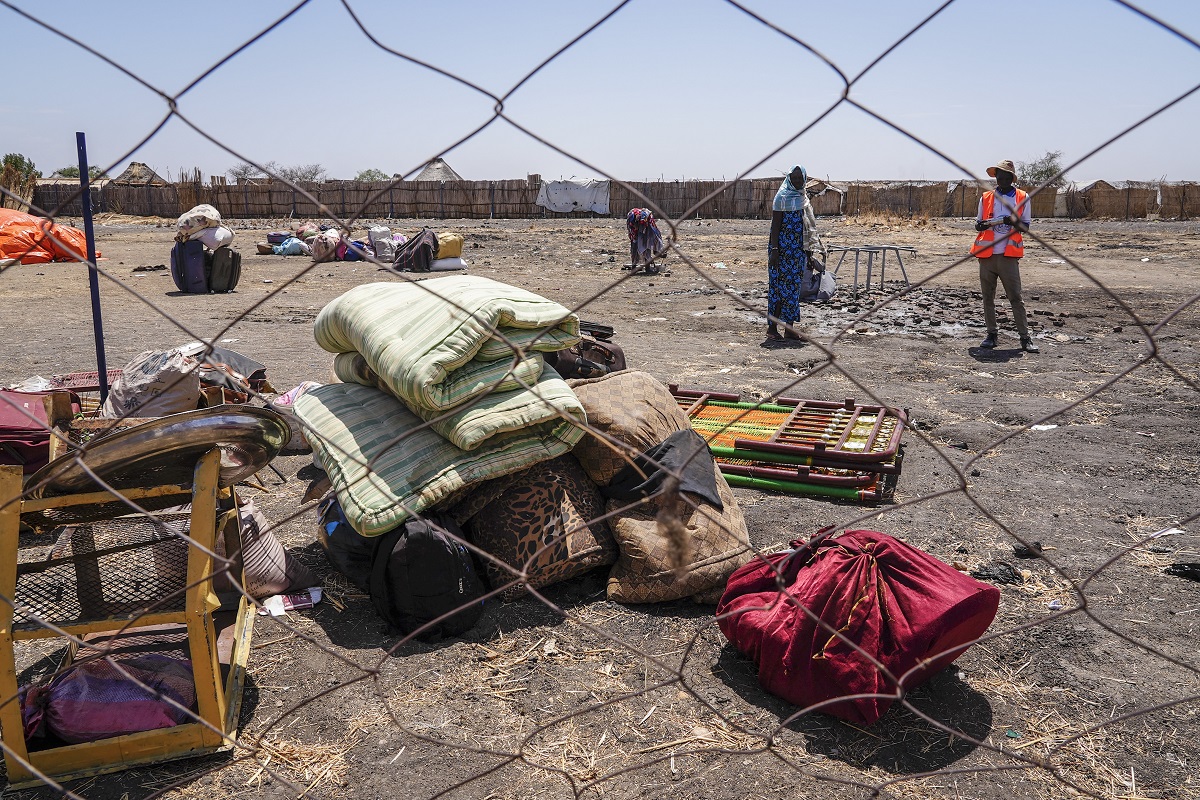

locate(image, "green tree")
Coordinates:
54 165 108 180
1017 151 1066 188
232 161 327 183
354 168 389 182
0 153 40 208
2 153 40 182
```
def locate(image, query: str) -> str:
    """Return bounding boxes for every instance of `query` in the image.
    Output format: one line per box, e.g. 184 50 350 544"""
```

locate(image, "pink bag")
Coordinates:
22 654 197 743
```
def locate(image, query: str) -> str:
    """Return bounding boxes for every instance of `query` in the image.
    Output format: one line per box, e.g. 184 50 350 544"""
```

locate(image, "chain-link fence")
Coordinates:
1 1 1198 798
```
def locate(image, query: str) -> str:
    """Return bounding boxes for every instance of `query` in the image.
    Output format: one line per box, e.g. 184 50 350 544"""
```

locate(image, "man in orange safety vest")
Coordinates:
971 159 1038 353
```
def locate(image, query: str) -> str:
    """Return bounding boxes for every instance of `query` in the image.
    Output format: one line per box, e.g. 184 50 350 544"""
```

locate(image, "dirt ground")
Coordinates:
2 215 1199 800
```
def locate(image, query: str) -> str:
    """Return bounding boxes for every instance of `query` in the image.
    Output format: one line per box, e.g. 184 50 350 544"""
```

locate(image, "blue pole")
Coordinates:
76 132 110 404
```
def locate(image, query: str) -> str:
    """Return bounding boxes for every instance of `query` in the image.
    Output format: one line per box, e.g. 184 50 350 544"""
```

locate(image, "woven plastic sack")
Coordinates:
567 371 692 486
368 226 396 262
605 471 751 604
436 231 464 259
190 225 234 249
717 530 1000 725
311 229 341 262
214 499 319 599
100 348 201 419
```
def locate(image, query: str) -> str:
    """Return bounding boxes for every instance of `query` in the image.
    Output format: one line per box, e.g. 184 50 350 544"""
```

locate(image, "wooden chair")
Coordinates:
0 448 253 789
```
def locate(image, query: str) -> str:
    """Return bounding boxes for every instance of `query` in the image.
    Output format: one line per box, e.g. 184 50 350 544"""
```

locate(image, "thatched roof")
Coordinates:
1077 179 1117 194
110 162 169 185
805 178 841 195
414 158 463 182
38 177 110 187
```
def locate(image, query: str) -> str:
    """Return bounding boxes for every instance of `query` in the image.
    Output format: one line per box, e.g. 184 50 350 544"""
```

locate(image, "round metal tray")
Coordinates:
28 406 290 496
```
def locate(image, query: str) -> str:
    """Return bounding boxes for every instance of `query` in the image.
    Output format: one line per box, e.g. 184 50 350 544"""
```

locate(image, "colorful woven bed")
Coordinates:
671 387 906 503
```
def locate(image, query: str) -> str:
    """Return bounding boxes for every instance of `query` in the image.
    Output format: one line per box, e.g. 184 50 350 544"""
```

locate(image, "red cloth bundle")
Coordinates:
716 530 1000 725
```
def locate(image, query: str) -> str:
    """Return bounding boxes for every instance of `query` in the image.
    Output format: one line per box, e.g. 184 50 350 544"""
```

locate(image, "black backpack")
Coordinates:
318 495 376 593
368 514 485 639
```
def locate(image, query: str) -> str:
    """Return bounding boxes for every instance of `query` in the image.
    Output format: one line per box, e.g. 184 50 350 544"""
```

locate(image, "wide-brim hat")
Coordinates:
987 159 1017 178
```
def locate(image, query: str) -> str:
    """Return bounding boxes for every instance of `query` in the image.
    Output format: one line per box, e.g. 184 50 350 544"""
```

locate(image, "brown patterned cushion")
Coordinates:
568 371 692 486
465 455 617 599
605 472 752 604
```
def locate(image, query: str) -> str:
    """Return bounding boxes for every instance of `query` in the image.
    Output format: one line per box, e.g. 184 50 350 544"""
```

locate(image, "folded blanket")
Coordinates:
335 352 585 451
315 277 581 412
294 383 585 536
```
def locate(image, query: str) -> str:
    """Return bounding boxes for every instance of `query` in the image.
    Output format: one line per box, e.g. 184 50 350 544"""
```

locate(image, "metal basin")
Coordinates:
28 406 290 495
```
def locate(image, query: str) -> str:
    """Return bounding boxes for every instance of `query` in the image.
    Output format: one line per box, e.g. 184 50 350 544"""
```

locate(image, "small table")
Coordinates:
827 246 915 296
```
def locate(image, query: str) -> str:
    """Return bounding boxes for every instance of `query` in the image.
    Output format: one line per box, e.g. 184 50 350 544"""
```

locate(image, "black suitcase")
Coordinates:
209 246 242 292
170 240 209 293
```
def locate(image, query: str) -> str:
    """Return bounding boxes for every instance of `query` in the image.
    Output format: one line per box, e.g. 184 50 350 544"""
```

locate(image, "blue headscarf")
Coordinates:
772 165 808 212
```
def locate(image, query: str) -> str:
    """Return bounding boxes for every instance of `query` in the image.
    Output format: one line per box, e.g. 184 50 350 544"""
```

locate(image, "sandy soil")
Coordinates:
2 215 1199 800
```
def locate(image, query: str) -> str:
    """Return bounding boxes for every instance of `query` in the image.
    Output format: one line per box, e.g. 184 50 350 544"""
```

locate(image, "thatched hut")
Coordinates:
414 158 464 182
110 162 169 186
1054 182 1091 218
1075 180 1121 218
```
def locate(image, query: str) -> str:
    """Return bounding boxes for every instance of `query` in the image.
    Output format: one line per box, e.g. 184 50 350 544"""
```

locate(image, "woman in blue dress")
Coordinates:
766 165 827 341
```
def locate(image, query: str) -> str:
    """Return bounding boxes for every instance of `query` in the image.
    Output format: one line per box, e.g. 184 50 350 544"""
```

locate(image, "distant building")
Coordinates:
109 161 170 186
414 158 464 181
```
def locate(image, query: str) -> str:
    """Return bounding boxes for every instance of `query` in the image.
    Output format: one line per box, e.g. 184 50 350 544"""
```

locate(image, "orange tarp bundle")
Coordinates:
0 208 98 265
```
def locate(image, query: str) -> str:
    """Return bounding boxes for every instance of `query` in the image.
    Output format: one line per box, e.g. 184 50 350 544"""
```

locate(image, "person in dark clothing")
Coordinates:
766 165 827 342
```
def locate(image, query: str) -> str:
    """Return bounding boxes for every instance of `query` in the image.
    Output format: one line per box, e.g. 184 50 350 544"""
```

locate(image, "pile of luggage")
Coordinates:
295 277 754 639
170 204 242 293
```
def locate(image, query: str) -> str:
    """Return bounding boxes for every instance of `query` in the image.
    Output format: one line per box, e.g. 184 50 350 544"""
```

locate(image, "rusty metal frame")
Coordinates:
671 386 906 465
0 448 253 789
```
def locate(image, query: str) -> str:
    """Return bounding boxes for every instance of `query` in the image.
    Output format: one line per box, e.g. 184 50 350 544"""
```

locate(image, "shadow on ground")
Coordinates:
713 646 993 774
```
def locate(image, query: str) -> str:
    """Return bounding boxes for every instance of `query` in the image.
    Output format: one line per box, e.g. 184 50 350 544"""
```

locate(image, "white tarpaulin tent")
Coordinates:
535 179 610 214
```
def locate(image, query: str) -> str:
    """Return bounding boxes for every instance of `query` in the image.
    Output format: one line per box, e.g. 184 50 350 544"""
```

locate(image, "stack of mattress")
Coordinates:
295 276 587 536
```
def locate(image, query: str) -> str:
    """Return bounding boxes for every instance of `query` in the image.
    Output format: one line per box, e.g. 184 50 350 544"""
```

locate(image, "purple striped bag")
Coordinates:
22 654 197 743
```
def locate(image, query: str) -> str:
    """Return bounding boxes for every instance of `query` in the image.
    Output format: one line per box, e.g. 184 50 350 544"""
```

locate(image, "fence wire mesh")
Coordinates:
0 1 1198 798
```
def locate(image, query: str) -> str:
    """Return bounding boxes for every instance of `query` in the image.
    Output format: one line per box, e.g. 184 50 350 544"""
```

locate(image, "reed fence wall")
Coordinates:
30 178 1194 221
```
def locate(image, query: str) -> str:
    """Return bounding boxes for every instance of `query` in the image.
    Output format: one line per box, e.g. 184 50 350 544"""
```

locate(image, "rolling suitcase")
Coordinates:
170 239 209 294
208 246 242 292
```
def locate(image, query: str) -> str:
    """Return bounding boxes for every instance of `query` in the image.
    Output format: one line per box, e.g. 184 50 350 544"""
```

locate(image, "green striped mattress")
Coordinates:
295 382 586 536
315 276 580 413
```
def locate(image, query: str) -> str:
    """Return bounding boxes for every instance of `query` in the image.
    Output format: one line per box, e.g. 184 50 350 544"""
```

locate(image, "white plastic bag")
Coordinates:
190 225 234 250
100 349 201 418
367 226 395 262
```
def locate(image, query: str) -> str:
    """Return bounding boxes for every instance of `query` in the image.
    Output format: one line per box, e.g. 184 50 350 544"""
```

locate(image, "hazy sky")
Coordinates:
3 0 1197 185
